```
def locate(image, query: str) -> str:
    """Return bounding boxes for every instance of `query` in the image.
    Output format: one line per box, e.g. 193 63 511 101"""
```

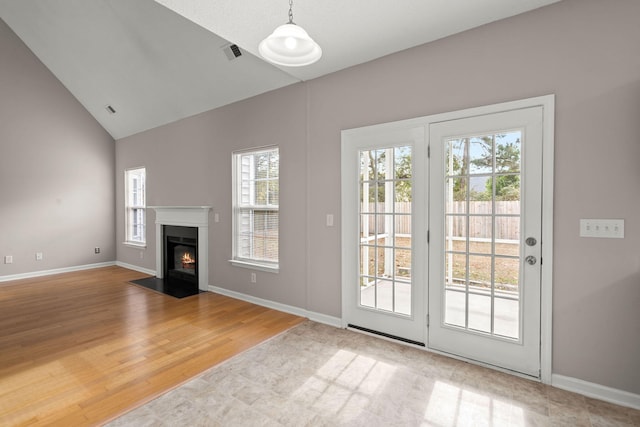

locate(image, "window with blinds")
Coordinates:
232 147 279 271
125 167 146 245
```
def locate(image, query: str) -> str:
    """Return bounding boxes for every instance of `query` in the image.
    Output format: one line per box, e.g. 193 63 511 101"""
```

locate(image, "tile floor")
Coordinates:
108 321 640 426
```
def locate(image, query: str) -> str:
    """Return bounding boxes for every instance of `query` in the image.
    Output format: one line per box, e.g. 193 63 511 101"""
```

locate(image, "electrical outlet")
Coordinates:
94 247 100 254
580 219 624 238
4 255 12 264
250 272 257 283
36 252 43 261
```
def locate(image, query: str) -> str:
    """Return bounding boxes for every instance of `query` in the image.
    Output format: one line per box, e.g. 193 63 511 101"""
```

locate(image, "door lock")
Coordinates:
525 237 537 247
525 255 537 265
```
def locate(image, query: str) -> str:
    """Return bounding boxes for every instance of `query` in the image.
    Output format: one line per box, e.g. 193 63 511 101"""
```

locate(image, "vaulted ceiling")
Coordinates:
0 0 561 139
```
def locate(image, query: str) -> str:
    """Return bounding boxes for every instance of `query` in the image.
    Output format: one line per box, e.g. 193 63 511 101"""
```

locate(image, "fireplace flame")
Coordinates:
182 252 194 264
181 251 195 269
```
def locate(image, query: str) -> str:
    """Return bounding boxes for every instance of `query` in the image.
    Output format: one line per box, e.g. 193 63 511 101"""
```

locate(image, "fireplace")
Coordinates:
150 206 211 292
164 225 198 285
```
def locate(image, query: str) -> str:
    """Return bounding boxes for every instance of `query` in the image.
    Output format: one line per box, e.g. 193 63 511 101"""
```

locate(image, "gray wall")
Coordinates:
116 83 309 308
0 18 115 276
116 0 640 394
306 0 640 395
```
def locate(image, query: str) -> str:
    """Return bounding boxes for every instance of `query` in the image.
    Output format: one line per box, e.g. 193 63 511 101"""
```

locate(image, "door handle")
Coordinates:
525 255 537 265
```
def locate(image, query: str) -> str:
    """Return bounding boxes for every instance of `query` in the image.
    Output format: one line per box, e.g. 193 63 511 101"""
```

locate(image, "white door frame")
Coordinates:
341 95 554 383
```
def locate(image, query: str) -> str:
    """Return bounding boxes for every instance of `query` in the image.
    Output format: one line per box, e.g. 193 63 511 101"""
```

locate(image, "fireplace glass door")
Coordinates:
164 225 198 286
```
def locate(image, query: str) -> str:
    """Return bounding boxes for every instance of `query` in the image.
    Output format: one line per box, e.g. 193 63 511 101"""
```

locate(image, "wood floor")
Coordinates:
0 266 305 426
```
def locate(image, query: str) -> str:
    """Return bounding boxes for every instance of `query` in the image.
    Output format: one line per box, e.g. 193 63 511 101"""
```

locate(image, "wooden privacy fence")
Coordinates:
362 201 520 241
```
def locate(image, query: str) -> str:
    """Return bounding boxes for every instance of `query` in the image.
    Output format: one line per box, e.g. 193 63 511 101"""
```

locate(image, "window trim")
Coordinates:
230 146 280 272
124 166 146 246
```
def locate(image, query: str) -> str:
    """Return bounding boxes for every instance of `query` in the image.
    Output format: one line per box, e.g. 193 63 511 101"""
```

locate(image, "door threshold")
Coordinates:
347 324 425 347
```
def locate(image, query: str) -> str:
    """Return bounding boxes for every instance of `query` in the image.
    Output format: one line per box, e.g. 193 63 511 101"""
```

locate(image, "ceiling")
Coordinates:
0 0 561 139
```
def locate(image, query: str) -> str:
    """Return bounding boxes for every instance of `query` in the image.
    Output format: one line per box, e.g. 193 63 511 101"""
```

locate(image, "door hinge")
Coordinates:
427 145 431 158
427 230 430 243
426 314 429 327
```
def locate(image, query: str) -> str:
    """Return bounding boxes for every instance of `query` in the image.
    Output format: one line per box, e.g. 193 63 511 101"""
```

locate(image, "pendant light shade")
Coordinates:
259 1 322 67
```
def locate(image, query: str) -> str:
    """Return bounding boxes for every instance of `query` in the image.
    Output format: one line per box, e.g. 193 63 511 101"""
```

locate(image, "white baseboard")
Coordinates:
115 261 156 276
306 311 343 328
0 261 116 283
208 285 342 328
552 374 640 410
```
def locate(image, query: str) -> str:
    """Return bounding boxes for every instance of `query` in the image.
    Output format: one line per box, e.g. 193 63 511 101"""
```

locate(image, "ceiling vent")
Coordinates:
222 44 243 61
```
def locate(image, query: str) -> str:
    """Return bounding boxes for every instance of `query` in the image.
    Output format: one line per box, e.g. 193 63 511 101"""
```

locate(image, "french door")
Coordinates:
342 96 553 379
341 126 427 344
428 106 543 377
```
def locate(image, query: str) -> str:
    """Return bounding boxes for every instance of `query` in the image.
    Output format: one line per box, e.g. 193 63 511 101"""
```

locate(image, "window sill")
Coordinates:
229 259 279 273
123 241 147 249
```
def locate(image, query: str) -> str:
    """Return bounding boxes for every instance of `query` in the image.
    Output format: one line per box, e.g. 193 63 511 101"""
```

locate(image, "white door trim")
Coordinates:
341 95 554 383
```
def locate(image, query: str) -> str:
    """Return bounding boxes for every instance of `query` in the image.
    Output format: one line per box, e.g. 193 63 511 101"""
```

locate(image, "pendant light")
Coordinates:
259 0 322 67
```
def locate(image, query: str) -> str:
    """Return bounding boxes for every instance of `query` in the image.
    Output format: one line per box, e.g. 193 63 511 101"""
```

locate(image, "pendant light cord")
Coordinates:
288 0 295 24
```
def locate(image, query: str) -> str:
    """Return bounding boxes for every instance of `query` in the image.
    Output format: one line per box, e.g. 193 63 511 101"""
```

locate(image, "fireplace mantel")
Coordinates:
150 206 211 291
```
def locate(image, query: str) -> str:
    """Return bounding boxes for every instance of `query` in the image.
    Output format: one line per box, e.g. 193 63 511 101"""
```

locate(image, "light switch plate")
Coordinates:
580 219 624 238
326 214 334 227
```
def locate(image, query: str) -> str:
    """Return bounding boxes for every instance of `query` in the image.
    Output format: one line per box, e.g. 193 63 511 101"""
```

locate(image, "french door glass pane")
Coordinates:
445 215 466 248
445 253 466 287
494 297 519 338
395 282 411 316
445 290 465 327
374 149 387 178
358 146 412 316
445 178 467 214
443 132 522 339
495 132 521 173
469 136 493 175
468 294 492 333
395 249 411 278
495 257 520 293
469 238 492 255
468 255 491 292
446 140 466 176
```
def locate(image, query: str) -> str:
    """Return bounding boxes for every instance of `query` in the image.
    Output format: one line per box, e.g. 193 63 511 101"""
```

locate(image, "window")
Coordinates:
232 147 279 271
125 167 146 245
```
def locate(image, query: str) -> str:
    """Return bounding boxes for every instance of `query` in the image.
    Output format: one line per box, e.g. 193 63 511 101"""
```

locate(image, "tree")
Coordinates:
484 138 521 201
449 138 472 201
361 148 412 202
462 135 521 201
394 147 412 202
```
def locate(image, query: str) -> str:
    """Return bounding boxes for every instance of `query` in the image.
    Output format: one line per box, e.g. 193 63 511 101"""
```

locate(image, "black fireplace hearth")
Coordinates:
130 276 200 299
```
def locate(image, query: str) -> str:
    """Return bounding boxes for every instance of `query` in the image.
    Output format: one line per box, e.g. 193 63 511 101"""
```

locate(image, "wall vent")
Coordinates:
222 44 243 61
